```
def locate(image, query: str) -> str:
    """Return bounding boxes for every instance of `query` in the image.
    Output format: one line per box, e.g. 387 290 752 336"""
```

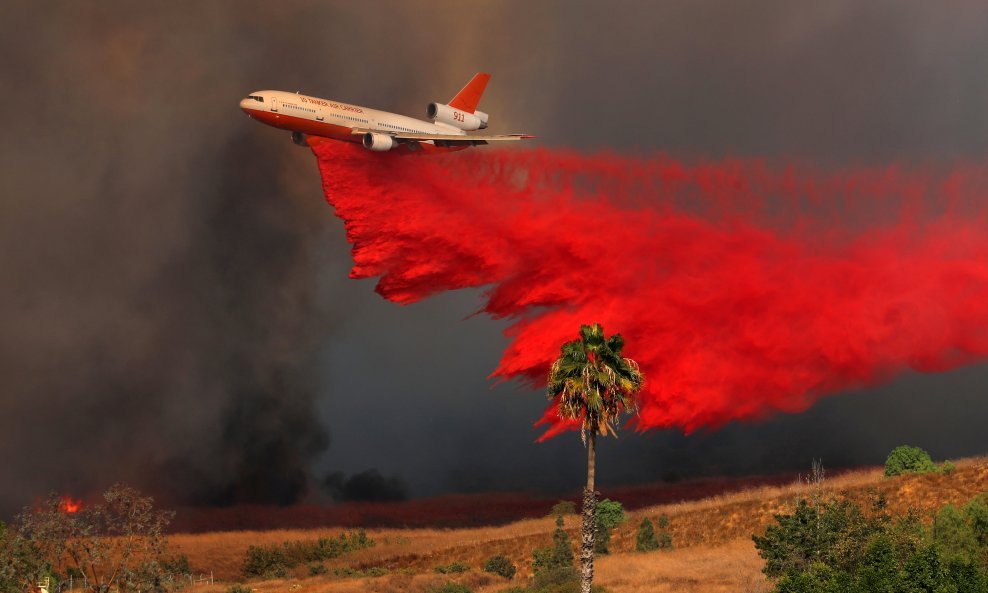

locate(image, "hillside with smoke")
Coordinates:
313 142 988 440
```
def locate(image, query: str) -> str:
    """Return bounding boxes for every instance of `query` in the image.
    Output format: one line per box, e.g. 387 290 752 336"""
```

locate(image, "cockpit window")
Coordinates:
247 95 264 102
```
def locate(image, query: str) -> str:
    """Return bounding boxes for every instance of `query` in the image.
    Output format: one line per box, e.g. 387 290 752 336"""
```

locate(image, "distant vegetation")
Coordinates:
483 554 516 579
242 531 374 578
549 500 576 518
433 561 469 574
532 516 578 589
332 566 387 578
594 499 627 554
884 445 938 477
636 514 673 552
753 492 988 592
427 584 472 593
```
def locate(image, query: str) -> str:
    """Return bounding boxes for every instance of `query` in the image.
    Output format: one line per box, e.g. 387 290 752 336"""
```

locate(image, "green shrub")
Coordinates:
242 531 374 577
434 562 469 574
482 554 516 579
966 493 988 546
656 514 673 549
161 554 191 575
942 460 957 474
550 500 576 518
884 445 937 477
428 583 472 593
753 492 988 592
636 518 659 552
226 586 253 593
242 545 288 578
933 504 980 564
594 499 626 554
533 516 578 588
332 566 387 578
307 562 327 576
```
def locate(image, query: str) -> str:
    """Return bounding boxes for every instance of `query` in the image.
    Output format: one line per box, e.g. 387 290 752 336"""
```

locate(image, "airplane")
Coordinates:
238 72 533 153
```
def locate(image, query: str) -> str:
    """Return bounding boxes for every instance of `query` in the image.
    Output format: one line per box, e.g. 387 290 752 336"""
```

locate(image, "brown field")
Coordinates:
171 457 988 593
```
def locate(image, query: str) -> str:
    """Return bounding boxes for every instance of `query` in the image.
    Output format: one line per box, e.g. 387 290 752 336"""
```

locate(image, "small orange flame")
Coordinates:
59 496 82 514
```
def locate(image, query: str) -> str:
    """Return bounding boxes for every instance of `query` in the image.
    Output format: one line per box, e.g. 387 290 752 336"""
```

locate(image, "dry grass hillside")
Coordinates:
171 457 988 593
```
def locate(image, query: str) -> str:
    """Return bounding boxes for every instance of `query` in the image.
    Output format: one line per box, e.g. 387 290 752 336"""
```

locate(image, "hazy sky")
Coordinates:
2 0 988 515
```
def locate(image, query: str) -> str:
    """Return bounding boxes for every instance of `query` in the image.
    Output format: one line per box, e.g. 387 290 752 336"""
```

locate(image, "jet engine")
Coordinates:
362 132 396 151
291 132 308 146
427 102 489 131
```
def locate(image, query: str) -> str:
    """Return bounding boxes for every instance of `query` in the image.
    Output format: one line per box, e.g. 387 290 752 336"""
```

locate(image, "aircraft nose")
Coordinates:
239 98 252 113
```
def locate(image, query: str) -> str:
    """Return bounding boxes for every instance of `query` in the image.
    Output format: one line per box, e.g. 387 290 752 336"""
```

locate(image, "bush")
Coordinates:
533 516 578 588
753 492 988 593
932 504 980 564
483 554 516 579
161 554 191 575
242 531 374 577
942 460 957 475
434 562 469 574
550 500 576 518
532 516 574 574
333 566 387 578
884 445 937 477
594 499 626 554
656 514 673 549
636 518 659 552
428 584 472 593
226 586 253 593
307 562 327 576
242 545 288 578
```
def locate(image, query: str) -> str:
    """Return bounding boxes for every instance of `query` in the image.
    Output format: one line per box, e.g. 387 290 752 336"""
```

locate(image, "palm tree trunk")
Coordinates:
580 432 597 593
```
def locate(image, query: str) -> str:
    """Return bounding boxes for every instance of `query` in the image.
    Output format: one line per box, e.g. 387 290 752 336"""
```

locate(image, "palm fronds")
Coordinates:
547 323 645 444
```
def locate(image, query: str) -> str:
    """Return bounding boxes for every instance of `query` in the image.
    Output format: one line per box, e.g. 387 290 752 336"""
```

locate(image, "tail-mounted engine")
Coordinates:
427 103 489 131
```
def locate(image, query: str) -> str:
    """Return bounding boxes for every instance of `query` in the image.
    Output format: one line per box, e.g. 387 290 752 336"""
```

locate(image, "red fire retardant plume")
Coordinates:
311 141 988 440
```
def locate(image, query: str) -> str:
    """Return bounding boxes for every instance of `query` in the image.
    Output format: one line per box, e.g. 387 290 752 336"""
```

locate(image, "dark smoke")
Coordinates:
323 470 408 502
0 3 345 514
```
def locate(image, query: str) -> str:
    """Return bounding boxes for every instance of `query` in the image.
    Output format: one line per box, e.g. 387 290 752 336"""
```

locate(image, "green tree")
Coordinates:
550 500 577 519
656 514 673 549
593 499 626 554
533 516 577 588
0 520 49 593
932 504 979 565
965 493 988 549
17 484 174 593
754 492 988 593
854 536 901 593
636 518 659 552
546 323 644 593
884 445 937 477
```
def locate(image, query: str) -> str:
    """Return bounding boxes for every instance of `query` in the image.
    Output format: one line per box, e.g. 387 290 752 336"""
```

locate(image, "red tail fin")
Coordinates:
448 72 491 113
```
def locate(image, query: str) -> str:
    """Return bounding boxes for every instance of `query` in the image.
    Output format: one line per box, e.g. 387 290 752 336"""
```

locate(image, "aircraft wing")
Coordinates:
351 129 534 146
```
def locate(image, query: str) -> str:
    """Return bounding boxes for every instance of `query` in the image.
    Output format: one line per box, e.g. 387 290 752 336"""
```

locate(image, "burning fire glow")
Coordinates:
312 141 988 439
59 496 82 513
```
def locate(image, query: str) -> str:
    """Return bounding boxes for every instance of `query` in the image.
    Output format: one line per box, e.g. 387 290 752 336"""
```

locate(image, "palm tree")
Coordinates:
547 323 645 593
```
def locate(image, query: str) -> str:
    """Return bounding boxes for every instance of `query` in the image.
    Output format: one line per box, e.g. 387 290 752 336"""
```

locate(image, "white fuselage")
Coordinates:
239 90 466 145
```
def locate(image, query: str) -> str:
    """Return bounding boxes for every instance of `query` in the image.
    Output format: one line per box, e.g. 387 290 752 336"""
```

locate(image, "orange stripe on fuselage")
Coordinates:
243 107 357 143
